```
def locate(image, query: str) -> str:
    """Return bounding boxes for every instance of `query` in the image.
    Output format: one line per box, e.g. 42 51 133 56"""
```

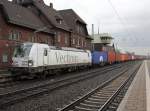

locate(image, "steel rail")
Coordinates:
98 63 141 111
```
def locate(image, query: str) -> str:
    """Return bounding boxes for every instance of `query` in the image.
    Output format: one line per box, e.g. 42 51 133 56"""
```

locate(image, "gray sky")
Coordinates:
44 0 150 55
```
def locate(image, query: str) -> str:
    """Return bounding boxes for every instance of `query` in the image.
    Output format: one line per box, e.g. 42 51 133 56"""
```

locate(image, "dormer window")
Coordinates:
55 16 63 24
56 19 62 24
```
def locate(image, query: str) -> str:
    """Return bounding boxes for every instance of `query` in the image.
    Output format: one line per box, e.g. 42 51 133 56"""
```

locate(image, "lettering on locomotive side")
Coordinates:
55 52 78 64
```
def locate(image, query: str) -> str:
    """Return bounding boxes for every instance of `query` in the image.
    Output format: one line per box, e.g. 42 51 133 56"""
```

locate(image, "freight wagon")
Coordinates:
108 51 116 64
115 53 122 63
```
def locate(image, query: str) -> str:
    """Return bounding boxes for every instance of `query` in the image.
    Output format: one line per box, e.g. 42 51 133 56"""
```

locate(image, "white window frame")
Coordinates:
84 42 87 47
2 53 8 63
82 40 84 47
78 39 80 46
72 38 75 44
57 32 61 43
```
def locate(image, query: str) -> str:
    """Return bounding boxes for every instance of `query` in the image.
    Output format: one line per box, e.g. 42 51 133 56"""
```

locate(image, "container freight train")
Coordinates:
92 51 135 66
11 42 144 78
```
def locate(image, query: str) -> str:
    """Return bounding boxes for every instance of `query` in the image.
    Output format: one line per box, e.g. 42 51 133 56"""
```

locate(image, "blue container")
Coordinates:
92 51 108 64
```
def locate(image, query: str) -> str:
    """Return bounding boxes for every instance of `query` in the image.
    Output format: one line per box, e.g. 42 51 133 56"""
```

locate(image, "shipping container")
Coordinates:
92 51 108 65
120 54 129 62
108 51 116 64
120 54 126 62
126 54 129 61
116 53 122 62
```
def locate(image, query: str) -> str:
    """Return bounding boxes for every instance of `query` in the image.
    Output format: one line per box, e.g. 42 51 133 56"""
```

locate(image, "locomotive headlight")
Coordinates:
28 60 33 66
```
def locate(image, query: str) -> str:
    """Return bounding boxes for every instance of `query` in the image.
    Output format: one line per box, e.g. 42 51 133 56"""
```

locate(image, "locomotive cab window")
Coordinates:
13 43 33 57
44 49 48 56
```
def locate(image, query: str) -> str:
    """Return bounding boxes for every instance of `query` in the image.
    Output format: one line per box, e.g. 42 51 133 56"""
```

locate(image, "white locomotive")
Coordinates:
11 42 92 77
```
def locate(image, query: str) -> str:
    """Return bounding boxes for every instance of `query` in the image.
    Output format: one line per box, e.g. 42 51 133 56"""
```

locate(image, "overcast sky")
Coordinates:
43 0 150 55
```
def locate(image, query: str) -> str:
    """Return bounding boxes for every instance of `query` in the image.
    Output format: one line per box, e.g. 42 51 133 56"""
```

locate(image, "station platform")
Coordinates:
117 60 150 111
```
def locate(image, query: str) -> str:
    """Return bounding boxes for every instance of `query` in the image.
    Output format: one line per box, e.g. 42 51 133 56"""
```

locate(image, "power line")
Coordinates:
107 0 137 43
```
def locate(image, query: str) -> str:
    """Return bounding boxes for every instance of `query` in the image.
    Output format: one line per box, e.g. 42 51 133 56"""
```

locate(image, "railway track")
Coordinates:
0 63 122 88
0 62 130 109
0 64 124 90
0 62 134 88
58 62 141 111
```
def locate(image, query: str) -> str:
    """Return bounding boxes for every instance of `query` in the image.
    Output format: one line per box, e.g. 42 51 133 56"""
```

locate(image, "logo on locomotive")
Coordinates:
55 52 78 63
99 56 104 62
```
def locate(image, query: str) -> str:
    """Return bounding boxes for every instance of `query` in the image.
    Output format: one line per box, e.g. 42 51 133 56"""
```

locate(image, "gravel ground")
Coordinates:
1 62 140 111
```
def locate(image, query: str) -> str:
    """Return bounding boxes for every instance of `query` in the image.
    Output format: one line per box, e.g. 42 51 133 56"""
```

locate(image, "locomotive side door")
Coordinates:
43 48 48 65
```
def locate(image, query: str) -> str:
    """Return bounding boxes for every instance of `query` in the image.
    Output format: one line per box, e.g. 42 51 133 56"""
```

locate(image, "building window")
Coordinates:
48 38 52 45
13 33 17 40
47 37 49 44
31 36 34 42
76 23 84 34
45 38 48 44
72 38 75 44
2 54 8 63
84 42 87 47
82 40 84 47
9 33 13 40
65 36 68 44
9 31 21 41
77 39 80 46
57 32 61 42
77 24 80 34
56 19 62 24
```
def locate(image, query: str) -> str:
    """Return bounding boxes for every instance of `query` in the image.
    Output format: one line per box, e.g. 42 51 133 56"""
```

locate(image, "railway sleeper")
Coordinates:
95 93 113 97
79 102 101 109
75 106 98 111
88 97 107 103
84 100 103 105
91 95 111 99
97 89 118 93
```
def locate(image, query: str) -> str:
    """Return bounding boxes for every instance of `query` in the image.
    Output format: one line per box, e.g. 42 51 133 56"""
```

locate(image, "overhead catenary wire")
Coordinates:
107 0 138 44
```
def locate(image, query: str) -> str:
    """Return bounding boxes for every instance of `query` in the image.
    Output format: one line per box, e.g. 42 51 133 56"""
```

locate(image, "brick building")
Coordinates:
0 0 92 68
59 9 92 50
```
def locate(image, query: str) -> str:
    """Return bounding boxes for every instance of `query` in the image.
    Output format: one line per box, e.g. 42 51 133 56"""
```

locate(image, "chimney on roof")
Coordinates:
50 3 53 8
